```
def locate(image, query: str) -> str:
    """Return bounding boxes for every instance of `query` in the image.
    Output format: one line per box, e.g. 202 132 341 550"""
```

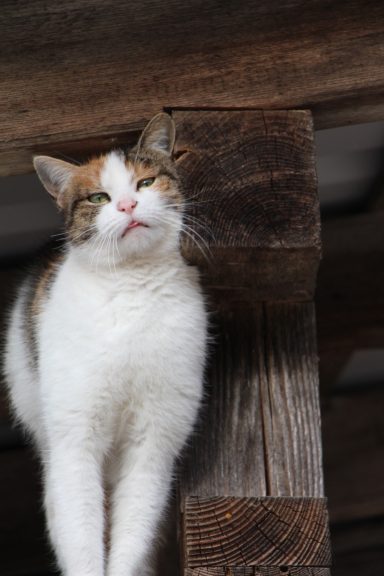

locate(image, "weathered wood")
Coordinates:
185 569 331 576
261 304 324 496
179 304 327 573
174 110 320 302
183 497 330 568
0 131 140 180
180 305 323 500
176 110 327 574
1 0 384 176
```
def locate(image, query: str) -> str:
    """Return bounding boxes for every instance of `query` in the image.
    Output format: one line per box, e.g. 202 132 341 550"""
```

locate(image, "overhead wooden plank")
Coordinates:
1 0 384 176
173 110 320 302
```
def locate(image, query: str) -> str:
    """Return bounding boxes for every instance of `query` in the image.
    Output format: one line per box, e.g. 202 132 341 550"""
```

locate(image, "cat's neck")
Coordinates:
66 242 184 279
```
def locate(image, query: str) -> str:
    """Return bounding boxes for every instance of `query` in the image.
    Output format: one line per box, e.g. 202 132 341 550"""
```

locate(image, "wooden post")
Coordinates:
172 111 330 575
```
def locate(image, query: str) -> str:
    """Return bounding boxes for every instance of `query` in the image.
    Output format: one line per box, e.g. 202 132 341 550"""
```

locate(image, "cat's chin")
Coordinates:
72 222 179 268
121 220 149 238
117 226 171 260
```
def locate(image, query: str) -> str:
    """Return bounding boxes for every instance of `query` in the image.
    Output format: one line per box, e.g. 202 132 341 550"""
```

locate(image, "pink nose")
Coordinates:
117 199 137 213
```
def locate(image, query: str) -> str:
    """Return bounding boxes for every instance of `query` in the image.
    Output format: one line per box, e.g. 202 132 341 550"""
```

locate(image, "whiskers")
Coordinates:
88 221 121 275
146 205 215 264
180 189 218 263
50 225 98 253
180 217 214 263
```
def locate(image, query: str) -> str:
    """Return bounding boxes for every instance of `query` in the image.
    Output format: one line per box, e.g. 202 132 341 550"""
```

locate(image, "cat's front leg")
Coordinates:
106 431 177 576
44 431 106 576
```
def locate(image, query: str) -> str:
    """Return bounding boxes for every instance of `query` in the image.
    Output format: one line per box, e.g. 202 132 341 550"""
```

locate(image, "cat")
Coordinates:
4 113 208 576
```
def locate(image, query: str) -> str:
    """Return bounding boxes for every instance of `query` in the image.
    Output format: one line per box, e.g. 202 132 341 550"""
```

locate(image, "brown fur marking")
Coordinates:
23 251 64 369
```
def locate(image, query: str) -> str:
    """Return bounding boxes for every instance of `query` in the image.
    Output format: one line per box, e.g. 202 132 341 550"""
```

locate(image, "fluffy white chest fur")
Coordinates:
39 253 206 451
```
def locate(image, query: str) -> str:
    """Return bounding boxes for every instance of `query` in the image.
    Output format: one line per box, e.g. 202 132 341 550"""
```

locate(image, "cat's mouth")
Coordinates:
121 220 149 237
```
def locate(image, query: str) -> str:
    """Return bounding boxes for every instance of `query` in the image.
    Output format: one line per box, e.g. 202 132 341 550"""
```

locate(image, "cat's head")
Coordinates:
33 113 183 266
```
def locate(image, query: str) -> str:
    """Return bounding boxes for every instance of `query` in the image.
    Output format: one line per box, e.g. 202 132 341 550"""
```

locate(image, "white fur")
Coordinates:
4 153 207 576
100 151 135 197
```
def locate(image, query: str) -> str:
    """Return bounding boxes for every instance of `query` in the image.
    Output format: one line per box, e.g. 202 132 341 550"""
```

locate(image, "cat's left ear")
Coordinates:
137 113 175 157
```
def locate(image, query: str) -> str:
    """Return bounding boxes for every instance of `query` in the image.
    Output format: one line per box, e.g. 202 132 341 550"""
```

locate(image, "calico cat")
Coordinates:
4 113 207 576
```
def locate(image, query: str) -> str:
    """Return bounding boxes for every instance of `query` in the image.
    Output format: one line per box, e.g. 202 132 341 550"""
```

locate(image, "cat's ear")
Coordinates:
137 113 175 156
33 156 78 207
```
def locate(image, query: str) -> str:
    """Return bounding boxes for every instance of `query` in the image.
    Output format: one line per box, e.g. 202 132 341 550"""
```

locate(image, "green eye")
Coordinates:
88 193 110 204
137 177 155 190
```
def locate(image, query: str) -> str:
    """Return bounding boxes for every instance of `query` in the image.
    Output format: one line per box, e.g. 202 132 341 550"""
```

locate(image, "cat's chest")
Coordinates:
38 258 205 418
81 285 176 352
43 260 194 365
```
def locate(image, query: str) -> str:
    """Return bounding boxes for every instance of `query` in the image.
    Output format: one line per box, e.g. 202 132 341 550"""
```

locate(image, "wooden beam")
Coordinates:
178 303 329 574
179 304 324 499
1 0 384 176
175 109 328 574
174 110 320 302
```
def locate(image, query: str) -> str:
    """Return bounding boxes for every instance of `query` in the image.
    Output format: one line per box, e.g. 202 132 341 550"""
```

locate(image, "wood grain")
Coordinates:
1 0 384 176
261 304 323 497
185 569 331 576
176 109 326 571
183 497 331 568
179 304 323 502
174 110 320 302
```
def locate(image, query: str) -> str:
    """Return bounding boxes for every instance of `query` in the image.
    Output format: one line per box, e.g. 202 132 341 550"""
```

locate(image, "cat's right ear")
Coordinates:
33 156 77 208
